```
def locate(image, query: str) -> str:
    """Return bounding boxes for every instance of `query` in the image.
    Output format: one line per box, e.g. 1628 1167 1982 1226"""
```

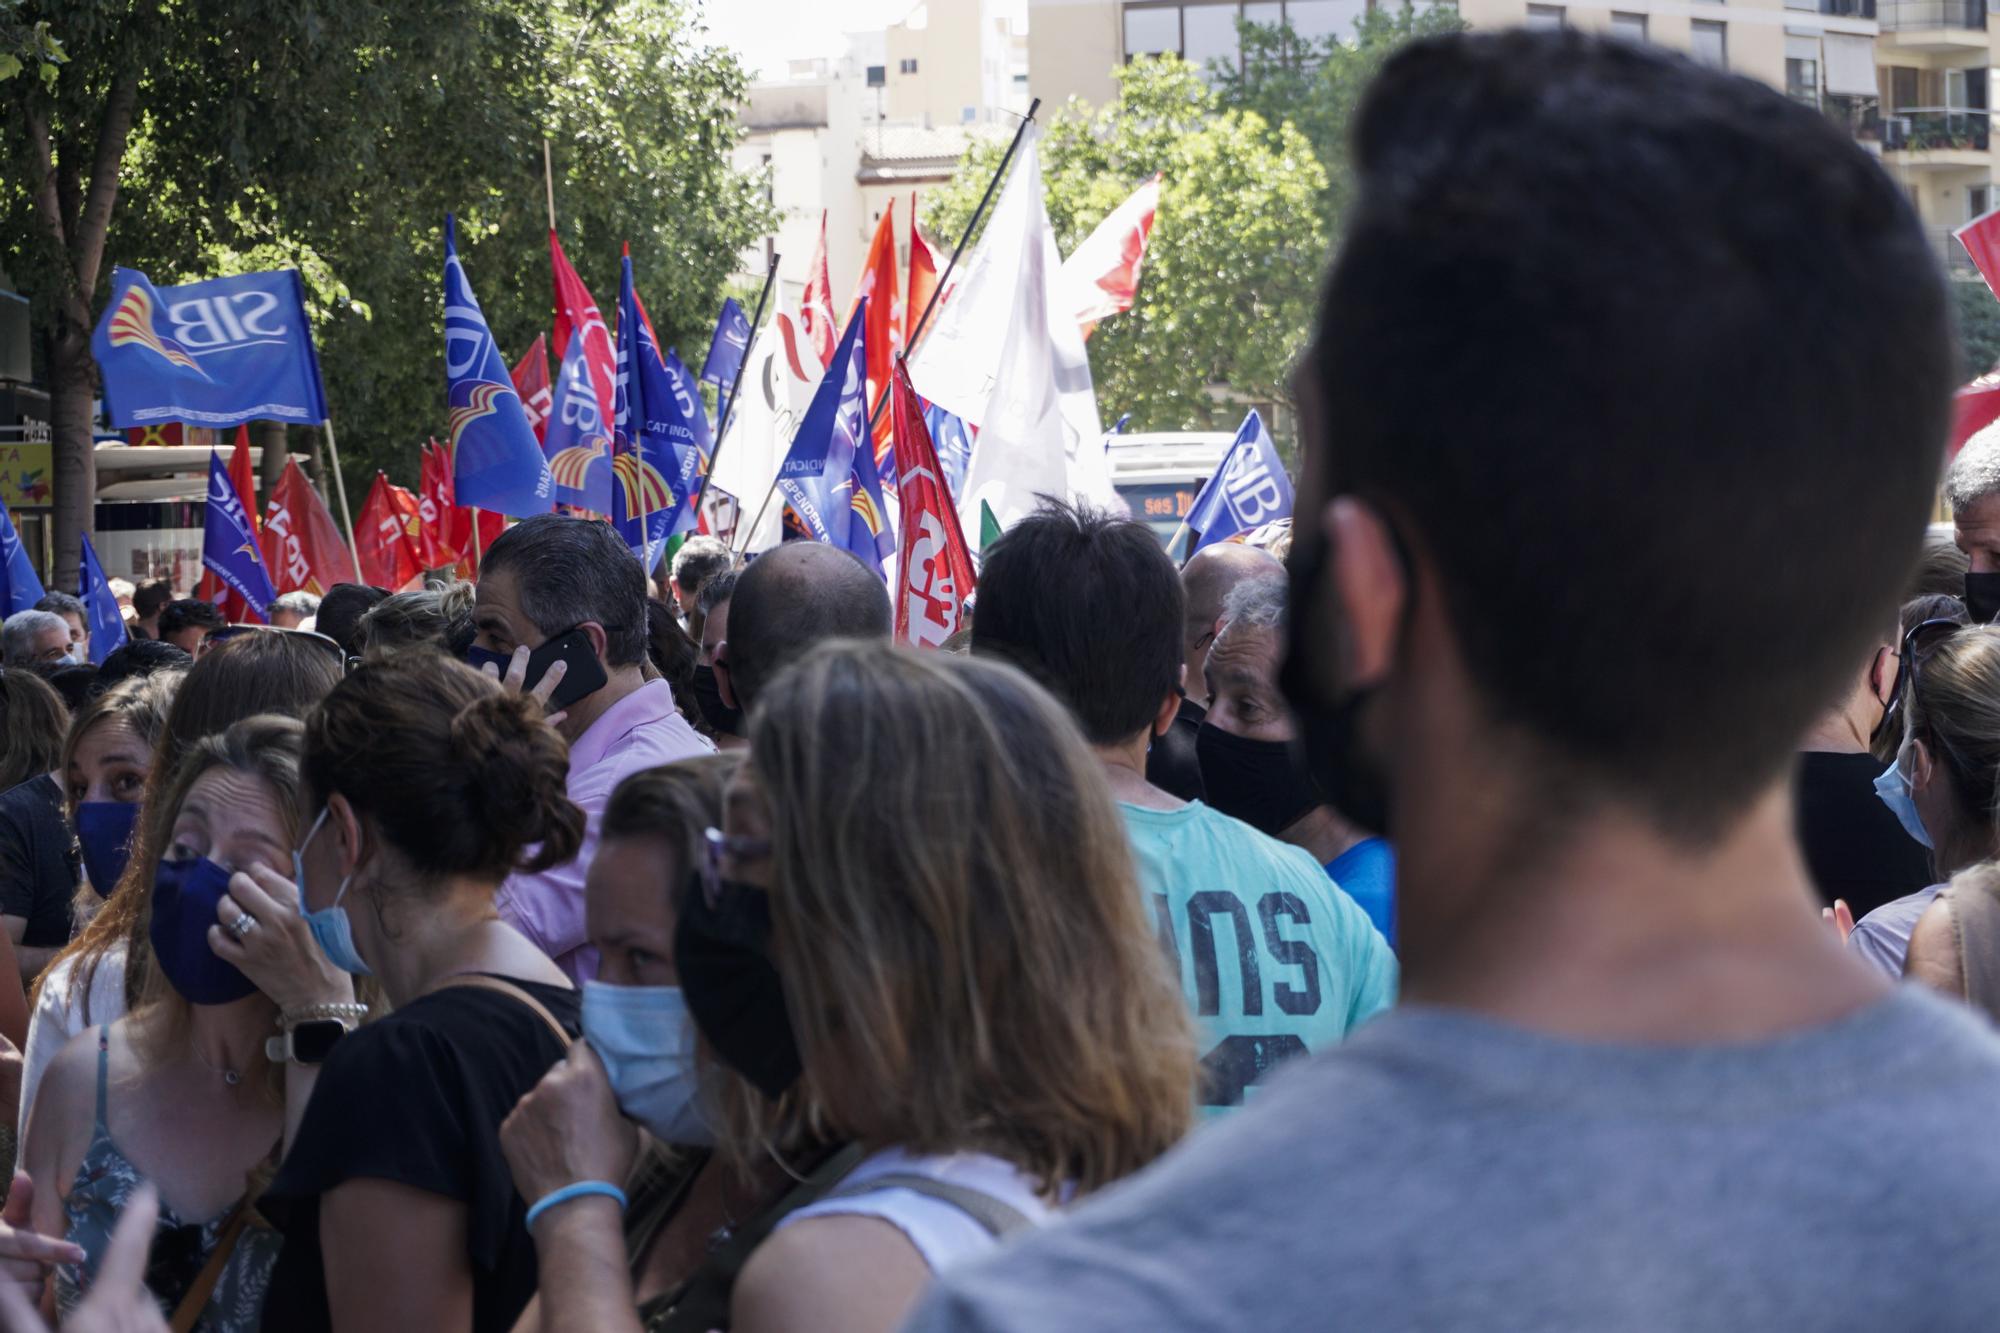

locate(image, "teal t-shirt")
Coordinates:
1120 801 1397 1113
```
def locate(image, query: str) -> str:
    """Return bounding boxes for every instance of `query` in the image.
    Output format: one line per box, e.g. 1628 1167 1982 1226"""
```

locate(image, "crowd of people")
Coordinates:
0 26 1999 1331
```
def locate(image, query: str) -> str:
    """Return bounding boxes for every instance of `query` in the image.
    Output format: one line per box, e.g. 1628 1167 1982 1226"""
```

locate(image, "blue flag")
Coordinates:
91 267 328 429
844 408 895 580
201 450 278 616
1186 410 1294 553
543 326 616 514
78 535 128 665
700 297 752 426
614 254 709 568
444 215 554 516
776 303 868 549
923 399 973 501
0 501 44 616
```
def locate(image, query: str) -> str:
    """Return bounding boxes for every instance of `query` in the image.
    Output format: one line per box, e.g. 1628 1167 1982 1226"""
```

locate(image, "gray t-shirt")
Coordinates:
904 986 2000 1332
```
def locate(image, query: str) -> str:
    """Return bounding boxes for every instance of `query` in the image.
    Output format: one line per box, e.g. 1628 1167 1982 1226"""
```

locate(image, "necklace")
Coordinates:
192 1045 241 1086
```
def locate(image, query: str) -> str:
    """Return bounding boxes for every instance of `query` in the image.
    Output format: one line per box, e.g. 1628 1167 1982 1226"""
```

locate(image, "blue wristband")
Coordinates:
525 1180 629 1230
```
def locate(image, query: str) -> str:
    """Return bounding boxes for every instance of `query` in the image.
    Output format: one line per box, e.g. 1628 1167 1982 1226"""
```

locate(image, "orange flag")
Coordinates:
197 426 260 621
850 199 901 450
261 460 359 595
356 472 423 591
907 193 939 349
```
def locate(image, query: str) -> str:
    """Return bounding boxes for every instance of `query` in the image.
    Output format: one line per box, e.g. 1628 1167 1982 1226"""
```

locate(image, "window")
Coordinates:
899 58 918 74
1124 5 1180 58
1610 11 1647 40
1286 0 1364 42
1691 20 1727 68
1786 57 1819 103
866 64 886 86
1973 184 1992 220
1525 4 1566 29
1183 3 1240 66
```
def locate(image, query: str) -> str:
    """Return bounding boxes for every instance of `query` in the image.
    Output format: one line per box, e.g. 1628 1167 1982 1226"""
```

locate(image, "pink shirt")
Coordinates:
497 678 712 981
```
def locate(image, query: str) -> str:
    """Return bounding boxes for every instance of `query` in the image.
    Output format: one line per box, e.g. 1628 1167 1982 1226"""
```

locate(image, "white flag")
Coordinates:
709 282 823 551
912 126 1119 537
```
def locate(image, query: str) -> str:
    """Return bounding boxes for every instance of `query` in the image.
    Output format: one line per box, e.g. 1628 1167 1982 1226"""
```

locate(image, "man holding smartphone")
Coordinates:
470 515 712 981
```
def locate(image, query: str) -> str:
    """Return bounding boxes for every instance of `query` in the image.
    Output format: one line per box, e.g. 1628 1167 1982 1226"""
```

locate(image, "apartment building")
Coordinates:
1026 0 1994 273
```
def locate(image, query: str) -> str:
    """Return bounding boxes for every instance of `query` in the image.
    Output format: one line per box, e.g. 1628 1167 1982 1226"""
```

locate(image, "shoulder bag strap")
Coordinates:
168 1201 250 1333
822 1170 1037 1239
430 973 574 1049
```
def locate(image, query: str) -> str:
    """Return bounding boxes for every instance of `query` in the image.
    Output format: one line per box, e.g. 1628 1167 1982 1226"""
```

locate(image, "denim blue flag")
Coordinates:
202 450 277 616
91 267 328 429
444 215 554 516
78 534 128 664
701 298 751 387
775 302 868 549
922 398 973 501
614 253 708 568
845 406 894 580
1186 410 1294 553
543 326 616 514
0 501 44 616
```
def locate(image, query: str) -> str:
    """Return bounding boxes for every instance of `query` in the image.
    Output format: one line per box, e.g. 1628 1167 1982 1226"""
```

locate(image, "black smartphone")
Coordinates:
523 627 609 711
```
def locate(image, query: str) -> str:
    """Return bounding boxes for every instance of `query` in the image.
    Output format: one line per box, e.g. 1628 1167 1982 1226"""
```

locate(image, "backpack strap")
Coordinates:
429 974 573 1048
822 1170 1036 1240
168 1202 250 1333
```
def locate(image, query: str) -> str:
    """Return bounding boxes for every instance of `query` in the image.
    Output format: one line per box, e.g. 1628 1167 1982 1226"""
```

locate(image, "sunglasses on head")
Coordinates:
205 624 350 671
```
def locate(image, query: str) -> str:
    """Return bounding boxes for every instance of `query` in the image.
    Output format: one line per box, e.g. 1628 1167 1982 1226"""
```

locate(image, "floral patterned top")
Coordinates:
53 1027 281 1332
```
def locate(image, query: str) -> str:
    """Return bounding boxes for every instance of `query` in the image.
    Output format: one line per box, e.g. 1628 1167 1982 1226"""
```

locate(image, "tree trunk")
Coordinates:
47 332 96 595
307 425 325 490
258 419 288 494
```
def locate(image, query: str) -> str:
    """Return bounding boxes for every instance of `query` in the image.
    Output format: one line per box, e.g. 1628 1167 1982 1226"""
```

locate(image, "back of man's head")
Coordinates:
314 584 390 657
133 580 173 621
158 599 225 639
725 543 890 708
482 515 649 667
1309 30 1952 836
671 537 734 603
971 501 1183 747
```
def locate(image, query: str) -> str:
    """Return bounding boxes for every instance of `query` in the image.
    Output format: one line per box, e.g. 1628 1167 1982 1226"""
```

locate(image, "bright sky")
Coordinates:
697 0 1027 79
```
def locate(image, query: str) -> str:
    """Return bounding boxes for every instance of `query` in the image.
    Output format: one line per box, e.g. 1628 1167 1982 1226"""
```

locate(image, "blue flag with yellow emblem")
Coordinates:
444 215 554 516
201 450 277 616
613 252 708 569
776 303 868 552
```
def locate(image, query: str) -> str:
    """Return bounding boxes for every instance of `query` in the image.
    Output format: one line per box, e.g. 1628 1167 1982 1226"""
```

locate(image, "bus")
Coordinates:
1107 431 1235 549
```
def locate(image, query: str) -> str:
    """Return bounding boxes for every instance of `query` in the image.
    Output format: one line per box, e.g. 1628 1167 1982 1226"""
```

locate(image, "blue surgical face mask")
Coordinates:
150 856 259 1005
581 979 712 1147
294 807 373 976
1874 752 1935 851
465 644 513 674
76 801 141 894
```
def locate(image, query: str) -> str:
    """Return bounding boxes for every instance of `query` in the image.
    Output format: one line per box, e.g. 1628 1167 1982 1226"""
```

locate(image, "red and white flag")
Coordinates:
549 230 617 432
907 193 940 348
356 472 424 591
511 334 553 443
417 441 460 568
1954 370 2000 457
890 359 976 647
260 460 358 595
800 212 838 369
1060 172 1163 340
1960 206 2000 304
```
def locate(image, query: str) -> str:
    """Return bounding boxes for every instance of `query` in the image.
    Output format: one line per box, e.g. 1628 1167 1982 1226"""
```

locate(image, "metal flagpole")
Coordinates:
692 255 778 542
543 139 558 231
472 507 485 570
738 99 1041 553
320 420 363 576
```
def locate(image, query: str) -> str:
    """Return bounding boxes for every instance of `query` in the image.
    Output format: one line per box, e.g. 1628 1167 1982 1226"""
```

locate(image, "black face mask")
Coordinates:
690 664 744 737
1966 571 2000 625
1278 518 1394 836
672 871 800 1100
1196 723 1321 837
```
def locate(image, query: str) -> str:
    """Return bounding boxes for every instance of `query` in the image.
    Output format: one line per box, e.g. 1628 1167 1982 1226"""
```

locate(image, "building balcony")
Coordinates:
1879 0 1990 52
1880 107 1992 162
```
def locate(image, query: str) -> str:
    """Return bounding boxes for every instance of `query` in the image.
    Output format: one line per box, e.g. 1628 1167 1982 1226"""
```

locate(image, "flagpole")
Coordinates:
320 420 363 576
543 139 558 231
471 506 486 572
691 254 779 538
862 96 1040 440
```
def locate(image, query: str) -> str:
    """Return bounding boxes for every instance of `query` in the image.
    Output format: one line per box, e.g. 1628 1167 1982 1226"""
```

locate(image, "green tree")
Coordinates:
924 58 1326 437
1954 278 2000 379
1 0 768 587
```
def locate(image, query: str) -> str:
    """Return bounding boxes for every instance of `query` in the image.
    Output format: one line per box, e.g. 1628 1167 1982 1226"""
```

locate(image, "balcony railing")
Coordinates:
1880 106 1991 150
1822 0 1878 17
1879 0 1987 29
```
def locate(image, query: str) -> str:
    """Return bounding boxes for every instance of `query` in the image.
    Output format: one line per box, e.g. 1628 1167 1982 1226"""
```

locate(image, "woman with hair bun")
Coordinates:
217 656 585 1333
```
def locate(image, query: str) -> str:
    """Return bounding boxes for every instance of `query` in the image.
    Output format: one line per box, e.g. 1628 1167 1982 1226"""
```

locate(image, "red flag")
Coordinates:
1954 370 2000 457
800 211 837 369
356 473 423 591
907 193 939 348
549 230 617 432
1960 207 2000 303
511 334 553 444
417 442 459 567
126 423 183 447
260 460 359 595
850 201 901 452
426 440 503 576
197 426 261 621
1060 172 1163 340
890 359 977 647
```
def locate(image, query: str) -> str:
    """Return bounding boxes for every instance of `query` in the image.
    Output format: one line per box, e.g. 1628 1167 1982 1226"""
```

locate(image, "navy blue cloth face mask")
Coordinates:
75 801 141 894
149 856 259 1006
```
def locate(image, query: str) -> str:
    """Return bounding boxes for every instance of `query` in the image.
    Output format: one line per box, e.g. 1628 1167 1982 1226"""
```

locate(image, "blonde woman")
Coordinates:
684 640 1197 1333
22 715 311 1330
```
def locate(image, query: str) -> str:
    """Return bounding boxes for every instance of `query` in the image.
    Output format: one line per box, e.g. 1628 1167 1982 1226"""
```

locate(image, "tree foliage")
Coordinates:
923 58 1327 438
1954 278 2000 380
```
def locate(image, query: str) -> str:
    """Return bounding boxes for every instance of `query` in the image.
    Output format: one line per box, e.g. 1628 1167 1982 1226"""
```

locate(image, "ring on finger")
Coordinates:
229 913 256 939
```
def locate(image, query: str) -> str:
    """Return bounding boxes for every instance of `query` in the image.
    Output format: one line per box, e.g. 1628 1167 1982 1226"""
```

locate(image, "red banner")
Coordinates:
511 334 553 444
549 230 617 434
801 211 837 370
260 459 359 596
423 440 502 576
890 360 976 647
852 199 901 452
356 472 423 591
907 193 939 348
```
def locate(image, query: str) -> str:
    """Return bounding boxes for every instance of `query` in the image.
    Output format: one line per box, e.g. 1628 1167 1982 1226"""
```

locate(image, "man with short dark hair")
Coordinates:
129 580 172 640
691 569 744 746
94 637 191 692
712 542 890 714
1949 425 2000 620
32 592 87 663
474 515 709 979
157 599 225 656
972 501 1393 1114
669 535 734 626
911 30 2000 1330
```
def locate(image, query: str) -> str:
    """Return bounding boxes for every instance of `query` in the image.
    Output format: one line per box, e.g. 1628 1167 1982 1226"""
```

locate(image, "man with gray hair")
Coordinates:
33 592 88 662
1947 420 2000 619
267 590 321 630
472 514 711 980
1200 576 1396 941
2 611 72 668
